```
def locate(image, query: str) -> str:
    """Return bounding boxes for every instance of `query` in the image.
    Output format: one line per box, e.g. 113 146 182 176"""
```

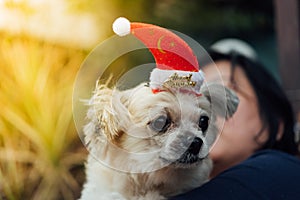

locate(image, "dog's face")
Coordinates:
85 83 238 172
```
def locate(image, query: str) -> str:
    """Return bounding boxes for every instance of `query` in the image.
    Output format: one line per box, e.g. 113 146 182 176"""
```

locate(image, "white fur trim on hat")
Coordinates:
149 68 204 94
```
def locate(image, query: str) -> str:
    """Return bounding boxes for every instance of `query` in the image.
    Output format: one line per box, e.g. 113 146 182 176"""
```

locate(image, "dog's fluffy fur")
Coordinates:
80 82 238 200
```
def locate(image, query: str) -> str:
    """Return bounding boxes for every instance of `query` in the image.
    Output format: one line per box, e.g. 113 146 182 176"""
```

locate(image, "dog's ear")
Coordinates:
86 84 126 142
200 83 239 119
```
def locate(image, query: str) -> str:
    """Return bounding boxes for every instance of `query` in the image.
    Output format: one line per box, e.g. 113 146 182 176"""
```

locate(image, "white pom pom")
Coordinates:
112 17 131 36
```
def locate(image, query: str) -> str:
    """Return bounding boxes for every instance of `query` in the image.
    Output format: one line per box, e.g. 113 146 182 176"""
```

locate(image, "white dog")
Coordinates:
80 80 239 200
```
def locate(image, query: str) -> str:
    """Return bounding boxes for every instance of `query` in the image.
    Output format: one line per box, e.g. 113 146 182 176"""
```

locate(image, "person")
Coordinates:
171 38 300 199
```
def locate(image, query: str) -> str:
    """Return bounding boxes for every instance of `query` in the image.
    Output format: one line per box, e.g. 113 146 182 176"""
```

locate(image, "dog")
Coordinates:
79 80 239 200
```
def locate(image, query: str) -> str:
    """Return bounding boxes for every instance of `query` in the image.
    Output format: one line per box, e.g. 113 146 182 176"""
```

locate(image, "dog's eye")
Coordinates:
150 115 171 133
198 116 209 132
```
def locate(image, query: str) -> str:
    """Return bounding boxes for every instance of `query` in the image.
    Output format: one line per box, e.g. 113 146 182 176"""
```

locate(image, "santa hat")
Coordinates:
112 17 204 95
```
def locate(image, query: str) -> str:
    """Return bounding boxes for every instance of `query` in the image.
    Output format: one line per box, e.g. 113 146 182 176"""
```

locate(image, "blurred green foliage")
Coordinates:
0 35 87 200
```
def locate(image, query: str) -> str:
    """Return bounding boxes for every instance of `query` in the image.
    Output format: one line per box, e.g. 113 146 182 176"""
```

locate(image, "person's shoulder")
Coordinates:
215 149 300 199
240 149 300 170
250 149 299 159
224 149 300 185
171 150 300 200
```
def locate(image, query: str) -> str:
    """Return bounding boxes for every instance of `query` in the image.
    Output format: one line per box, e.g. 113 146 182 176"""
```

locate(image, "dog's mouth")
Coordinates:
180 137 204 163
160 153 207 167
177 152 204 164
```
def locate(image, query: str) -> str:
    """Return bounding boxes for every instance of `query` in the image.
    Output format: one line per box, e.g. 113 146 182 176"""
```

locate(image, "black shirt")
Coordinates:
171 150 300 200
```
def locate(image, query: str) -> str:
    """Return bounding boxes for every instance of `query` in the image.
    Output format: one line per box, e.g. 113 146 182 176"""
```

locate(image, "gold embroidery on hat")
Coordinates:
157 36 166 54
163 73 196 89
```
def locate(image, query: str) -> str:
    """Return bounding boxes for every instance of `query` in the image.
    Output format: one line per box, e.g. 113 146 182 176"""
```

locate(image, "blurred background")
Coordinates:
0 0 299 199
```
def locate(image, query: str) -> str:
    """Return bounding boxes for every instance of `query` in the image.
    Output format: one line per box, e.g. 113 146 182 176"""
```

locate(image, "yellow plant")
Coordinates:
0 34 87 200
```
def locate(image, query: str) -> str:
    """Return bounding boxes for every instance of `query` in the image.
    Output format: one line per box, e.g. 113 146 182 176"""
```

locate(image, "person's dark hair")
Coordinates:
208 51 298 155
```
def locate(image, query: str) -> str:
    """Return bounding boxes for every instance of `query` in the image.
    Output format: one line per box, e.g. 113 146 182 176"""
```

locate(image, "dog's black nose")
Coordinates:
188 137 203 155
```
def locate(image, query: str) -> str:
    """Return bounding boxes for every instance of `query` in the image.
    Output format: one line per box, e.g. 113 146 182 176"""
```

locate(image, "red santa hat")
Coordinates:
112 17 204 95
